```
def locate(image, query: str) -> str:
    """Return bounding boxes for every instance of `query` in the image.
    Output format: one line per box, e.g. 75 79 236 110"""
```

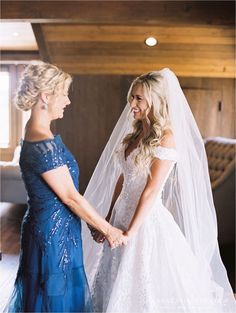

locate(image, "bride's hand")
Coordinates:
106 226 129 249
87 224 105 243
93 229 106 243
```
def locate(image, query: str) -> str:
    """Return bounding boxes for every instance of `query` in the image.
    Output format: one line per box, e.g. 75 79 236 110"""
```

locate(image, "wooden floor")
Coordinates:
0 202 235 311
0 202 27 311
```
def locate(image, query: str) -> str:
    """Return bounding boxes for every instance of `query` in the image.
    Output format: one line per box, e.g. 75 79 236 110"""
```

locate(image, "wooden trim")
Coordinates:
31 24 50 62
0 51 40 63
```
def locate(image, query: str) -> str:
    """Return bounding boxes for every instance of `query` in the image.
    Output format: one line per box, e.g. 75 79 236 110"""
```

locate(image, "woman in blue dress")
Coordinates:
5 61 128 313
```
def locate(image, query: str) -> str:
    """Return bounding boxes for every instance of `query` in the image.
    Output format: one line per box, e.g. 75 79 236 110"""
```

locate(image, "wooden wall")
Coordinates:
180 77 235 139
54 75 133 192
54 75 235 193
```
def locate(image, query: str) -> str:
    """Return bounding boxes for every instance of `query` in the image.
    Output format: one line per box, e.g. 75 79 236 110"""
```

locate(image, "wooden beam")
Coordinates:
2 1 235 26
0 51 40 63
31 24 50 62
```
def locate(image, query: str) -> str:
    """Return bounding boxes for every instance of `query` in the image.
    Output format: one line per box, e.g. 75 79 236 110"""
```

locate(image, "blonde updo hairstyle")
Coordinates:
15 61 72 111
123 71 172 171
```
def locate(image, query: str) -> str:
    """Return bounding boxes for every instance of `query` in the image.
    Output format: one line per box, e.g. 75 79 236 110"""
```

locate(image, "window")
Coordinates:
0 64 30 161
0 71 10 148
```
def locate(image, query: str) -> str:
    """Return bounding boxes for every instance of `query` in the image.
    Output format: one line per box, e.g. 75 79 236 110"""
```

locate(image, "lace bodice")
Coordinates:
118 144 177 199
111 144 178 230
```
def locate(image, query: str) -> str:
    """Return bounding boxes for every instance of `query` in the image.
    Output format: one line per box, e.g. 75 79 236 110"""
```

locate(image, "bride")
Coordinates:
82 68 236 312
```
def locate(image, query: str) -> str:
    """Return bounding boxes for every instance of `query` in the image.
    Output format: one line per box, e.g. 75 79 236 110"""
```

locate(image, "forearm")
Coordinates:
127 189 157 236
65 193 111 235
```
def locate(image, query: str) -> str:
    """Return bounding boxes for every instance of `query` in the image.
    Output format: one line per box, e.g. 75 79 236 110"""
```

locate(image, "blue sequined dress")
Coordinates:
5 135 92 312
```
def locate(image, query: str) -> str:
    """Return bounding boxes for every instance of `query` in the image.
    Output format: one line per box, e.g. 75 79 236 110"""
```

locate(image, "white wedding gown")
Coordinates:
91 145 228 313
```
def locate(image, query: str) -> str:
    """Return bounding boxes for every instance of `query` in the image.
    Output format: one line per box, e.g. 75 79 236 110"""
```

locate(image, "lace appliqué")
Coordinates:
92 145 179 312
153 146 178 162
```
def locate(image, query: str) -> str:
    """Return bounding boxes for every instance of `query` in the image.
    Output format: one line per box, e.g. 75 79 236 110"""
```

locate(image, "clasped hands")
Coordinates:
88 224 128 249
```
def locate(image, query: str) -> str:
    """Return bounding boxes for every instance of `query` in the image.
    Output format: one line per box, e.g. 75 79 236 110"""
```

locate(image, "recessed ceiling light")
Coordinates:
145 37 158 47
13 32 19 37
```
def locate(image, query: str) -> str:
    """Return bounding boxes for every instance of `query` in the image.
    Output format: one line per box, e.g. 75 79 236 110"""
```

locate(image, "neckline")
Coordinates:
124 145 140 161
21 134 61 144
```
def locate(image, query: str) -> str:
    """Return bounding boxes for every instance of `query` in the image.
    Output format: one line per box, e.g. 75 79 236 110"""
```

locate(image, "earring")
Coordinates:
41 101 48 110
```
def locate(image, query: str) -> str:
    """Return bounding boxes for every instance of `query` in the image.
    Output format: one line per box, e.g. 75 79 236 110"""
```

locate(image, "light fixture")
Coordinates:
145 37 158 47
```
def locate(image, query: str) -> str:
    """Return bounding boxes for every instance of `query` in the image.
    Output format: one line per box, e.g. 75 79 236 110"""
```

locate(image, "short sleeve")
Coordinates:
153 146 178 162
30 139 66 174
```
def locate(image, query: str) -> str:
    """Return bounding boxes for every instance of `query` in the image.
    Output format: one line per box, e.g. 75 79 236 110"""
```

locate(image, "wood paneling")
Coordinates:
56 62 235 78
47 42 234 57
41 22 234 76
43 25 234 45
2 1 234 26
183 89 222 138
42 23 234 77
55 75 133 192
2 1 235 78
180 77 235 138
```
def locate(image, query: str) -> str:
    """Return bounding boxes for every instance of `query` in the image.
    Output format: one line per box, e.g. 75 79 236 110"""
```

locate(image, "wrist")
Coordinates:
101 222 113 237
126 228 135 238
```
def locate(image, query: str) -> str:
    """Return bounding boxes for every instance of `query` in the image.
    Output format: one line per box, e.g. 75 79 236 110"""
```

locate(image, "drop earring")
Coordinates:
41 100 48 110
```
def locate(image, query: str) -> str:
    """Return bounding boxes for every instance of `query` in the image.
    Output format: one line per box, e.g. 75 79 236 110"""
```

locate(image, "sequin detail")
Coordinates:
5 135 93 312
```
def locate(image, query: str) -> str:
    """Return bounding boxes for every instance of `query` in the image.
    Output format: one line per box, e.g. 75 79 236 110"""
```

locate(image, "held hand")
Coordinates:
92 229 106 243
87 224 105 243
106 226 129 249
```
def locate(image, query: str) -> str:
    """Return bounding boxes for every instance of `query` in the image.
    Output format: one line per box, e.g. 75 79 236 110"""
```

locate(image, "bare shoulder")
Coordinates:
160 130 176 149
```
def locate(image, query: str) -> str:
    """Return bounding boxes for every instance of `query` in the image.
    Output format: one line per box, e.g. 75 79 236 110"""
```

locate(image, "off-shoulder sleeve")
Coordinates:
152 146 178 162
30 140 66 174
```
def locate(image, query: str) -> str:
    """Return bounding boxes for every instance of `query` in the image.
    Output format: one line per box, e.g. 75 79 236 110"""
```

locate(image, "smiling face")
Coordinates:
129 83 149 120
47 82 71 120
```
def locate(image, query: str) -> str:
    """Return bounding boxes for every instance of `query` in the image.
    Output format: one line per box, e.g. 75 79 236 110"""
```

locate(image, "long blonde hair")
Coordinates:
123 71 172 170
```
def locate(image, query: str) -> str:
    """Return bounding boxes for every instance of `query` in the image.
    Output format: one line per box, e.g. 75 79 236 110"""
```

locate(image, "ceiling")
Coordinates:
1 1 235 78
0 22 37 50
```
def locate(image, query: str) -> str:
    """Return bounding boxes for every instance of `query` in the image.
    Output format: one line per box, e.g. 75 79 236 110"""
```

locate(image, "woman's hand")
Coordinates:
92 229 106 243
106 226 128 249
88 223 128 248
87 223 105 242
